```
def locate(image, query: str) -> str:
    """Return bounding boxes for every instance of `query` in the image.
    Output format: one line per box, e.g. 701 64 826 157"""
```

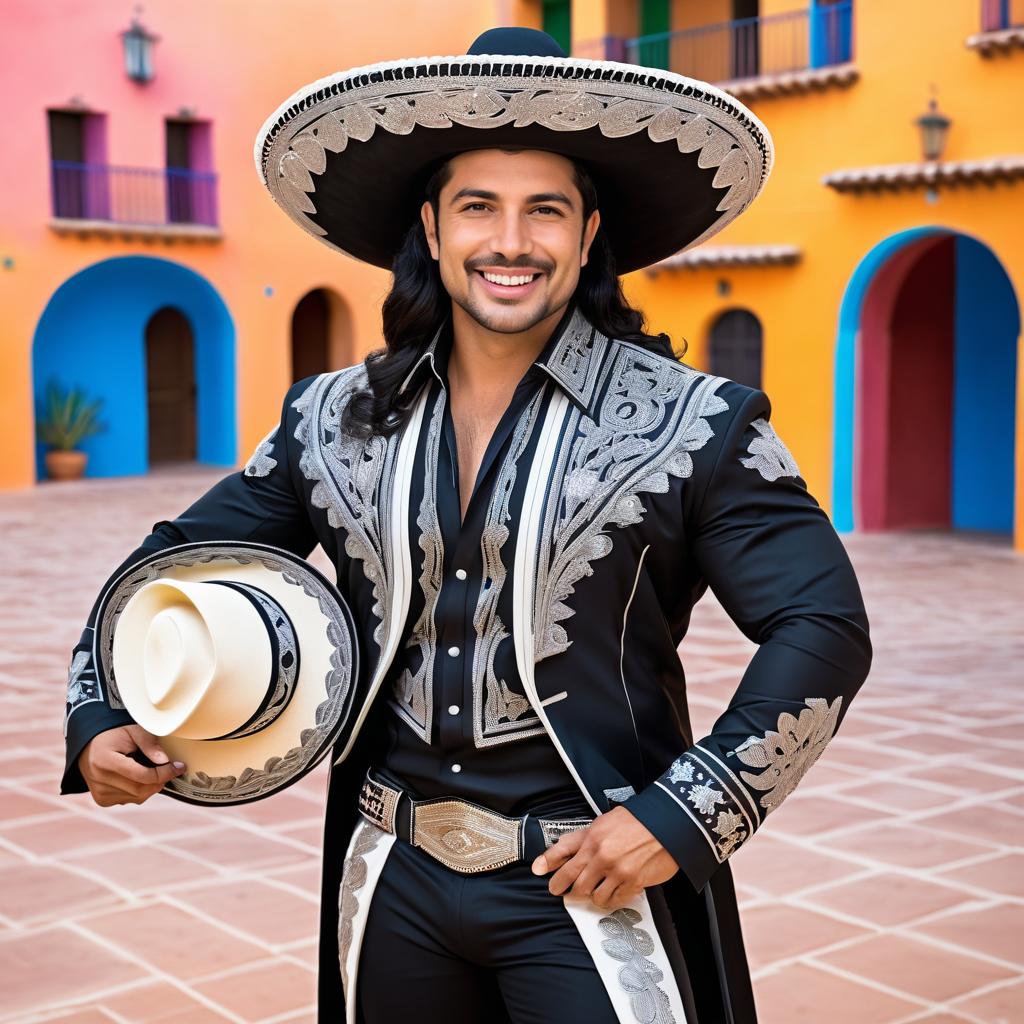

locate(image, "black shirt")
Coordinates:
378 306 593 819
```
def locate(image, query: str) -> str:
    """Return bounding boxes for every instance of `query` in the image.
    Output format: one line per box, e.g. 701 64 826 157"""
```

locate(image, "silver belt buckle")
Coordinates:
412 799 522 874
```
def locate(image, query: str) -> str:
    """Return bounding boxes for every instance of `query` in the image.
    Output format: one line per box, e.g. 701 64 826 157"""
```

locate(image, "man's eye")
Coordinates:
532 206 561 216
463 203 489 212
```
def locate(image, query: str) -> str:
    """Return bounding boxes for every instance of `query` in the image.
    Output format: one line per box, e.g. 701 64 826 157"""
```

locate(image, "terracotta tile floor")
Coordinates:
1 467 1022 1024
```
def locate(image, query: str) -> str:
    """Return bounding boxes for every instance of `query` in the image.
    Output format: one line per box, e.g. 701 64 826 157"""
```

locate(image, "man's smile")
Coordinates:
473 268 545 298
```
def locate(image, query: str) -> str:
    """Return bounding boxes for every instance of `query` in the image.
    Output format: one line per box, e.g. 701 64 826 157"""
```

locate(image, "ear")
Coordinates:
421 200 440 261
580 209 601 268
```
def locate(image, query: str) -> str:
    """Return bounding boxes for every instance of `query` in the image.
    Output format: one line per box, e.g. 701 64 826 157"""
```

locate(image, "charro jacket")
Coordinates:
61 305 872 1023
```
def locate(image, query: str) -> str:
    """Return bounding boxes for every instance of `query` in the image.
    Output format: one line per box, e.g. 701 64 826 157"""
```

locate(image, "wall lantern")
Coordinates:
121 6 159 84
915 95 951 163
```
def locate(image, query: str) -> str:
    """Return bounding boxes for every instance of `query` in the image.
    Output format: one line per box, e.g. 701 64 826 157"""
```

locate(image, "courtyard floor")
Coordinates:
0 466 1021 1024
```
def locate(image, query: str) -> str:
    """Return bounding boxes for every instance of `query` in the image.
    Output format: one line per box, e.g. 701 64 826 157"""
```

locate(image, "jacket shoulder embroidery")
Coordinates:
243 425 279 478
534 344 729 663
292 366 402 649
739 416 800 482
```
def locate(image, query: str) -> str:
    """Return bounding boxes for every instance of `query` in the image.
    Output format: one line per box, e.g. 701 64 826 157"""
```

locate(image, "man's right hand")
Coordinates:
78 724 187 806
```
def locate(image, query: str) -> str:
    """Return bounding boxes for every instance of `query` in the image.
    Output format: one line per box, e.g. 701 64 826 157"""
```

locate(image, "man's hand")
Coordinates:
78 724 187 807
531 806 679 908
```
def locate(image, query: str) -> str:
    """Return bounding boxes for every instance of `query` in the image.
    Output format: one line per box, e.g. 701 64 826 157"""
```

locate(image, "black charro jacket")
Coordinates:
61 306 871 1023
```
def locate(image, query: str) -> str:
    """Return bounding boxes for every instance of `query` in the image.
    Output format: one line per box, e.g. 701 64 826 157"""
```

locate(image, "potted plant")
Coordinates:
36 379 106 481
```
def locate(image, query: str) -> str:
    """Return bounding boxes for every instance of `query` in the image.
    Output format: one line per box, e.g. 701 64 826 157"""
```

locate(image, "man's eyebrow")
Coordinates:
449 187 575 208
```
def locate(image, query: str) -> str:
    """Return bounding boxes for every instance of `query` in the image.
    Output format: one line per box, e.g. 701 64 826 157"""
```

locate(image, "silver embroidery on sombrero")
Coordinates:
243 425 279 478
534 345 729 663
338 818 385 996
390 387 446 741
740 417 800 482
258 59 770 260
292 367 402 650
734 696 843 813
95 545 355 803
598 907 676 1024
471 387 547 748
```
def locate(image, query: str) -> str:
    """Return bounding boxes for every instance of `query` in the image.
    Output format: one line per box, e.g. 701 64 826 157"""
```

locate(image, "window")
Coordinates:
543 0 571 54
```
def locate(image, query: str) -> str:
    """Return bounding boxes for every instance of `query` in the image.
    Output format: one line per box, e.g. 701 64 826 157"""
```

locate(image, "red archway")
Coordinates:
856 236 955 531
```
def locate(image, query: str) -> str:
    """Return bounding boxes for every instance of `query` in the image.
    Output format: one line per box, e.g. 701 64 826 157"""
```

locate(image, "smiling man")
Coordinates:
61 27 872 1024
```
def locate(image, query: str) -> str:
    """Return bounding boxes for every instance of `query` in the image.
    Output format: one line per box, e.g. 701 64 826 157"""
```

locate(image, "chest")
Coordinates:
449 393 511 521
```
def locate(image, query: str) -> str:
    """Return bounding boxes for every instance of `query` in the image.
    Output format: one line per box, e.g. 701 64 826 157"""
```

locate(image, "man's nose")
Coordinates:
489 211 533 260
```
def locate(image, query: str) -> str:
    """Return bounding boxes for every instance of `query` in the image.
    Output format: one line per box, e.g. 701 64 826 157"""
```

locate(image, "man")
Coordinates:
61 28 871 1024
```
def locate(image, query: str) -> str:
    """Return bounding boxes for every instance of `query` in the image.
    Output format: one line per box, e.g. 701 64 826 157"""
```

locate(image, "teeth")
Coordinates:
482 272 537 287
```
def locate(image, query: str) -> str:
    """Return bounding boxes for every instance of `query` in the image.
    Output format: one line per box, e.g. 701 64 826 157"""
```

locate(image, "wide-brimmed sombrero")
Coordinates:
253 26 774 274
92 541 359 806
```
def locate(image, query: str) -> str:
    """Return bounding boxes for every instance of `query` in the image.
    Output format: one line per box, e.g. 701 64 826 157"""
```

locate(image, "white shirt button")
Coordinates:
447 645 460 657
448 704 460 715
451 763 462 773
455 568 468 581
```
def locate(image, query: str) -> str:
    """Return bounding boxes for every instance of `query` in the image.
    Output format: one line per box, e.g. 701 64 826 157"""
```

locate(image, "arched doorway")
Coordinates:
709 308 763 389
290 287 354 381
834 229 1019 538
146 307 197 464
32 256 235 479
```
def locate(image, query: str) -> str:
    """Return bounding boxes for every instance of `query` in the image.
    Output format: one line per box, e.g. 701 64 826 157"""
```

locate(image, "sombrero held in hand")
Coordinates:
93 541 358 806
253 26 774 274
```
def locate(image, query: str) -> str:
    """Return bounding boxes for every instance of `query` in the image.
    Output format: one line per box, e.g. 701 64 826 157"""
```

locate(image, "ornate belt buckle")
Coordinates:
358 776 400 833
412 800 522 874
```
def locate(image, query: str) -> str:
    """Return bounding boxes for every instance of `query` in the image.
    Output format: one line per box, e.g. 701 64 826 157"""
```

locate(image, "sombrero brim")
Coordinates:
254 54 774 274
93 541 359 806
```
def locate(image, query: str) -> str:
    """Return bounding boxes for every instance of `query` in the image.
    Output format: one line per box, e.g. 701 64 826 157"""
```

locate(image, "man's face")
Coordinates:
420 149 601 335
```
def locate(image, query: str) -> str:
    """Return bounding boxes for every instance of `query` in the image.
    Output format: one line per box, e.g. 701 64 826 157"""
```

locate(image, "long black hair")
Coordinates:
343 154 687 437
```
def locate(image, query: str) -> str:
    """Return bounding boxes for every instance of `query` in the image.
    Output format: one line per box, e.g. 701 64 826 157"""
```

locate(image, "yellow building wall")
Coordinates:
618 0 1024 548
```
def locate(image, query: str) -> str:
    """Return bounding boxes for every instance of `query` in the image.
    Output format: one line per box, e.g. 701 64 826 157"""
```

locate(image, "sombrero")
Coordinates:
92 541 359 806
253 26 774 274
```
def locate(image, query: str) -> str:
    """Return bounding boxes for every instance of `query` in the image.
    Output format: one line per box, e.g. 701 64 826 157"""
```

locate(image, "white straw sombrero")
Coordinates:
92 541 358 806
253 26 774 274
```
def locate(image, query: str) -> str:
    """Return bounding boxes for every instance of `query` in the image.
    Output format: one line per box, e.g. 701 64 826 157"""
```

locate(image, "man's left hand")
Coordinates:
531 806 679 908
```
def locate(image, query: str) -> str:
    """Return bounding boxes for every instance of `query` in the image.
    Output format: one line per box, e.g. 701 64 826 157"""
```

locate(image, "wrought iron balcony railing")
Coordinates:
981 0 1024 31
50 161 219 229
621 0 853 83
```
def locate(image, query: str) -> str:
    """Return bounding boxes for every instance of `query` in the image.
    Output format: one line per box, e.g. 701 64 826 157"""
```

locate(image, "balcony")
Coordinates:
48 161 221 242
967 0 1024 54
590 1 857 101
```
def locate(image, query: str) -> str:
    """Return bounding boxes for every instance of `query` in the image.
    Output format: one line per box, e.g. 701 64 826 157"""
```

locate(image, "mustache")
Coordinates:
466 258 553 274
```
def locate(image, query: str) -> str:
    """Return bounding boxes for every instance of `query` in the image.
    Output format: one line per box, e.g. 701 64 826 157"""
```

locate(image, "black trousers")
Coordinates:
356 837 622 1023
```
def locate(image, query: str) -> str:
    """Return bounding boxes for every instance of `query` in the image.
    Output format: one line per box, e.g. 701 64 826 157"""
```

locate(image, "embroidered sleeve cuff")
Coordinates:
623 780 722 893
625 744 764 892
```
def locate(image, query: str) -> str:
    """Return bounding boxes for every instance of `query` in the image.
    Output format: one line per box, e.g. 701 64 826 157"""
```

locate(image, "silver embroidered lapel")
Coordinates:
740 416 800 482
390 388 446 741
534 345 729 662
471 387 547 748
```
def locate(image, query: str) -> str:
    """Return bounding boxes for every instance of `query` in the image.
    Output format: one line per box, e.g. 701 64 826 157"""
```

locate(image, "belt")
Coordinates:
358 769 593 875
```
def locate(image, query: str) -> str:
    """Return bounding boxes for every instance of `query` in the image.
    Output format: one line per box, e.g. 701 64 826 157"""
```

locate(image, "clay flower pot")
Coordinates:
45 449 88 481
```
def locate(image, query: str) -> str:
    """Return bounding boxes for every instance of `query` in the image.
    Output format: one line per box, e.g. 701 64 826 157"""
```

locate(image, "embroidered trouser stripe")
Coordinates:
337 819 396 1021
562 891 691 1024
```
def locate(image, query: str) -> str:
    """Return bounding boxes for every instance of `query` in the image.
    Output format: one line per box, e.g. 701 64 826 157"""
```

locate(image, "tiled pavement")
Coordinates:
1 466 1021 1024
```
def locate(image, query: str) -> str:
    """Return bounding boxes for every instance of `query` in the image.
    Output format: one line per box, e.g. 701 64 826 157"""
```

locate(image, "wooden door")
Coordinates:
710 309 763 389
146 307 197 464
291 289 331 381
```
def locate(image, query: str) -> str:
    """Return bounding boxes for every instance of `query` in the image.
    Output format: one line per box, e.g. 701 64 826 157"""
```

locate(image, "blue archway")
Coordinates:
32 255 236 480
833 228 1019 533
